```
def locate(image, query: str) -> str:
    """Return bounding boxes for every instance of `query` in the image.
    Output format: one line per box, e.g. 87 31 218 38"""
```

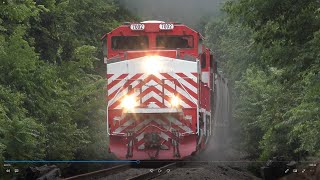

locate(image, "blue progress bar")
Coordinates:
4 160 139 164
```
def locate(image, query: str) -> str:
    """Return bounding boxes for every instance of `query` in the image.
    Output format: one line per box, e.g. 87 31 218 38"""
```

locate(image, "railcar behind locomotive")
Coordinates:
102 20 216 160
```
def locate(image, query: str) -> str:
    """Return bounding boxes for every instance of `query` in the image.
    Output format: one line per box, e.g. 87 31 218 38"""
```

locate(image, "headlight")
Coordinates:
170 95 180 107
121 95 137 110
144 56 162 74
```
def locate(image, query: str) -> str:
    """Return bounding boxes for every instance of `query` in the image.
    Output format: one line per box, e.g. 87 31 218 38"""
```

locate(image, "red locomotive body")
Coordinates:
102 21 215 160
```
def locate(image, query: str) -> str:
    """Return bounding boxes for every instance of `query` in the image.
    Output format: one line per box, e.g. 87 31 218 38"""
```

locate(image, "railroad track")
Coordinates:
126 162 182 180
64 164 131 180
64 161 185 180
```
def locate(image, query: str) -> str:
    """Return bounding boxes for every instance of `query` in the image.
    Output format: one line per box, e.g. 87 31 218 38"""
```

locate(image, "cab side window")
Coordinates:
201 53 206 69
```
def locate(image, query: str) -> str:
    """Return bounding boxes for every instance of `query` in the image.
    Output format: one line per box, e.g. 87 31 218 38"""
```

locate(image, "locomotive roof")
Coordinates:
140 20 165 23
102 20 203 40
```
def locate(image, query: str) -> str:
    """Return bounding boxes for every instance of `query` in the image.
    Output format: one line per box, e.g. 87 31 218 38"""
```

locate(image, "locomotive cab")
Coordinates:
103 21 214 160
103 20 199 61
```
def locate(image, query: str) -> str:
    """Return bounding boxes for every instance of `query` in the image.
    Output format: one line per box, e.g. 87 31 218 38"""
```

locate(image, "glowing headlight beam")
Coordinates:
170 95 180 107
121 95 137 110
144 56 162 74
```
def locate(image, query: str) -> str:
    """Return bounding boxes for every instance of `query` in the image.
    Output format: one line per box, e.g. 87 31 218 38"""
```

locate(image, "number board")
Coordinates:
130 24 145 31
159 23 174 30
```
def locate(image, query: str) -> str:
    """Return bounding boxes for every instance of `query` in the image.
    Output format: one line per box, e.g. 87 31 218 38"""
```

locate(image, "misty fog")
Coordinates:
119 0 225 28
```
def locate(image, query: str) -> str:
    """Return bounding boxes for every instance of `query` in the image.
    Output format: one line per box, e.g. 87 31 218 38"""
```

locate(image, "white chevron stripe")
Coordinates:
108 73 198 109
141 79 158 89
142 80 164 92
107 74 123 84
114 104 121 109
176 79 198 105
108 74 150 108
184 72 198 82
130 73 147 88
155 72 197 93
164 115 192 132
108 78 127 96
135 131 170 143
141 91 163 105
134 119 153 132
164 80 197 103
108 76 147 108
136 132 144 141
152 119 170 130
108 89 128 108
134 118 170 133
160 132 170 141
108 74 145 96
170 72 197 93
111 115 186 149
138 144 145 150
113 119 135 133
176 86 197 103
164 88 190 108
164 81 191 108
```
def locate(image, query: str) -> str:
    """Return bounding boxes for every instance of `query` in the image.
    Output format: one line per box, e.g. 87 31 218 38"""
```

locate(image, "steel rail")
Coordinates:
126 162 183 180
63 164 131 180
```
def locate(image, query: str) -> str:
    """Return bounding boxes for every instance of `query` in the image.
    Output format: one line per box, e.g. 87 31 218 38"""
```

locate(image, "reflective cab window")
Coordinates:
156 36 194 49
111 36 148 50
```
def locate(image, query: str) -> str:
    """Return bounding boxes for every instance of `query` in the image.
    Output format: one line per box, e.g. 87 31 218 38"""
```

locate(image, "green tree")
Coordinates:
205 0 320 162
0 0 136 168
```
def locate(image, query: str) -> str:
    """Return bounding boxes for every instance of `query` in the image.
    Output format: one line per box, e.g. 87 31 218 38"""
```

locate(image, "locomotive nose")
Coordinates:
144 132 161 148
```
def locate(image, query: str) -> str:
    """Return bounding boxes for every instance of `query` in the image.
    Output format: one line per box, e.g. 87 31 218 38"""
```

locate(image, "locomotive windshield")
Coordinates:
156 35 193 49
111 36 148 50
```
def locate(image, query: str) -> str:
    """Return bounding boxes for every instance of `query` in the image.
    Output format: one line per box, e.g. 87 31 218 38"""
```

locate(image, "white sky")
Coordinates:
119 0 225 28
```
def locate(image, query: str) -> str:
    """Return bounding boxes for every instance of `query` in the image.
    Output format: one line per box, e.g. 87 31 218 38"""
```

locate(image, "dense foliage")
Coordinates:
206 0 320 161
1 0 319 176
0 0 135 168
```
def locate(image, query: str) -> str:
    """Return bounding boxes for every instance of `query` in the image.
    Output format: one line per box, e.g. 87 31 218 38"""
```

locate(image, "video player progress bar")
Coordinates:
4 160 140 163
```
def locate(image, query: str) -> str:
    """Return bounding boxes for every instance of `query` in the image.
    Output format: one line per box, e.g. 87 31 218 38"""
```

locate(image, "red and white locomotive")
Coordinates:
102 21 216 160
